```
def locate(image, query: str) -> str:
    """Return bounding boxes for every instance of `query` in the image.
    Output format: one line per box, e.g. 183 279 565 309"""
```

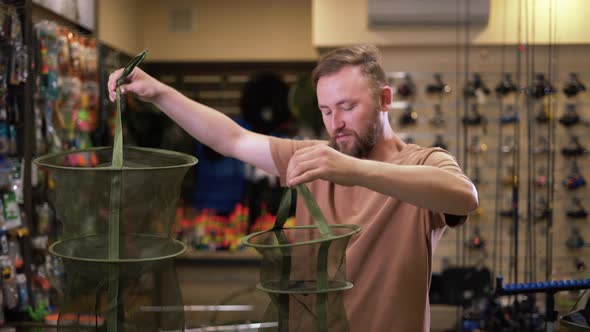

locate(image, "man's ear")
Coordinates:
379 86 393 112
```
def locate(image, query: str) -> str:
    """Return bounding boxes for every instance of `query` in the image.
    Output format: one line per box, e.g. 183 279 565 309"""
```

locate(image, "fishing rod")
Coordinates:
544 0 557 283
492 0 509 280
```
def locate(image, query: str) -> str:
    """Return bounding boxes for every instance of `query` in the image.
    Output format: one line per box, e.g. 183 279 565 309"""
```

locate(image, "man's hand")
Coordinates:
107 67 166 104
286 144 360 187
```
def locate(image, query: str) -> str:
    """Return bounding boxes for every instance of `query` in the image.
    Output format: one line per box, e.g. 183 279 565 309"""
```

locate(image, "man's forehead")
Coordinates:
317 67 370 102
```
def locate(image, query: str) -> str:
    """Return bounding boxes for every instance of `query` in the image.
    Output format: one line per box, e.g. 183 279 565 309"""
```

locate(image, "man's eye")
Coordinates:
342 104 355 111
323 110 332 116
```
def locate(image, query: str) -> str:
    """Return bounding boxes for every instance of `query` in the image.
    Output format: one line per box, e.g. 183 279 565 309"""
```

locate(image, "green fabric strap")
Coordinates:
274 184 332 238
273 188 292 230
106 50 148 332
272 184 332 237
295 184 332 238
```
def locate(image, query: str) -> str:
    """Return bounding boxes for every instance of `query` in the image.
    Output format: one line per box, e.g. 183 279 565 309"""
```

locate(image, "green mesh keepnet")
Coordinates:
34 51 197 331
242 184 361 332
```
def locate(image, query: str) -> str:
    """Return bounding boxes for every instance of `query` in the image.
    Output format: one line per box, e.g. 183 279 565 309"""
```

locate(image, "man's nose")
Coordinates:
331 111 345 130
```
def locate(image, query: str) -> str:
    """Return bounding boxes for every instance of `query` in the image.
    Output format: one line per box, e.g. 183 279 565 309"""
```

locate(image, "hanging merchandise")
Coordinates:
463 73 490 104
561 135 587 157
462 104 487 129
425 73 452 96
35 21 99 153
1 257 18 310
566 228 585 250
36 21 59 101
530 73 556 100
533 166 548 188
566 197 588 219
563 161 586 190
535 104 551 124
467 135 487 154
3 191 21 230
499 104 519 124
573 257 586 272
429 104 445 127
10 45 27 86
398 105 417 126
558 103 582 127
501 135 514 154
393 73 416 99
562 72 586 98
466 226 485 250
495 73 518 96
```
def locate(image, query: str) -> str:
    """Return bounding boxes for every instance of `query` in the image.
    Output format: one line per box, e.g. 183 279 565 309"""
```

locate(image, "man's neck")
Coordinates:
368 123 406 161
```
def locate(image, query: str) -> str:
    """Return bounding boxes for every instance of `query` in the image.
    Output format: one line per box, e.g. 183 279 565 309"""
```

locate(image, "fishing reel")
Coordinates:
462 104 488 131
501 135 514 154
468 135 487 154
561 135 587 157
431 134 448 150
495 73 518 96
398 105 418 126
464 73 491 101
466 226 485 250
533 166 548 188
558 103 582 127
566 228 585 250
500 104 519 124
529 73 556 99
574 257 586 272
566 197 588 219
563 72 586 98
393 73 416 99
563 161 587 190
429 104 445 127
425 73 452 96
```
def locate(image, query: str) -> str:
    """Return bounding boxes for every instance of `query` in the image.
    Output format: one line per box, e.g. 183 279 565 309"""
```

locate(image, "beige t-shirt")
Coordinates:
269 136 470 332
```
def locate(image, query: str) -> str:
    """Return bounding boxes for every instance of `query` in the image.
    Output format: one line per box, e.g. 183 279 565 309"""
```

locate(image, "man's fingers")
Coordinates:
289 169 321 187
107 68 126 102
287 158 320 185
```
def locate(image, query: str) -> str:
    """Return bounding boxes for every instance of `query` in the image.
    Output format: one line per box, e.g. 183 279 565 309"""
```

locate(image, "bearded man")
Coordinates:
108 45 478 331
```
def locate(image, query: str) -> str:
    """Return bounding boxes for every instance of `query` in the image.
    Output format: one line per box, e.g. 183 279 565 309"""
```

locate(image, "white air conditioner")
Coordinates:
368 0 490 27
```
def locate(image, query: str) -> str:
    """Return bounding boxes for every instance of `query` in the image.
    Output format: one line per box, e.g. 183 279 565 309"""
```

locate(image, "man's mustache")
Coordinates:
333 129 357 137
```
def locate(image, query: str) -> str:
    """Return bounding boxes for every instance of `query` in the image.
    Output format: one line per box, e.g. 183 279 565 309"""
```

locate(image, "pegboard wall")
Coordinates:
385 64 590 286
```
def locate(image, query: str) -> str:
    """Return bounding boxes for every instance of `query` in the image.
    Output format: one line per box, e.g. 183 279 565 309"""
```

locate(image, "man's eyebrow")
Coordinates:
319 99 354 109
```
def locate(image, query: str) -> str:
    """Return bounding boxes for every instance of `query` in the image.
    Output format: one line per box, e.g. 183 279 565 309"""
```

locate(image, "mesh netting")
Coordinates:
33 50 198 331
35 146 196 331
242 185 361 332
39 146 195 262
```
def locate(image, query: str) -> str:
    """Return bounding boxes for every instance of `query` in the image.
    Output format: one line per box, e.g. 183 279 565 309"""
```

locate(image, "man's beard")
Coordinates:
328 110 381 158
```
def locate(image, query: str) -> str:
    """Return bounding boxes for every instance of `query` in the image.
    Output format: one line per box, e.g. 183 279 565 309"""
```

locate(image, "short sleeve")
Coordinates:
424 149 472 228
268 136 322 186
423 148 472 184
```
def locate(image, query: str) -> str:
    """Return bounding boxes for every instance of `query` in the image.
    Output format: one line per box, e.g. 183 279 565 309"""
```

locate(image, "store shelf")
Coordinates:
176 249 261 266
